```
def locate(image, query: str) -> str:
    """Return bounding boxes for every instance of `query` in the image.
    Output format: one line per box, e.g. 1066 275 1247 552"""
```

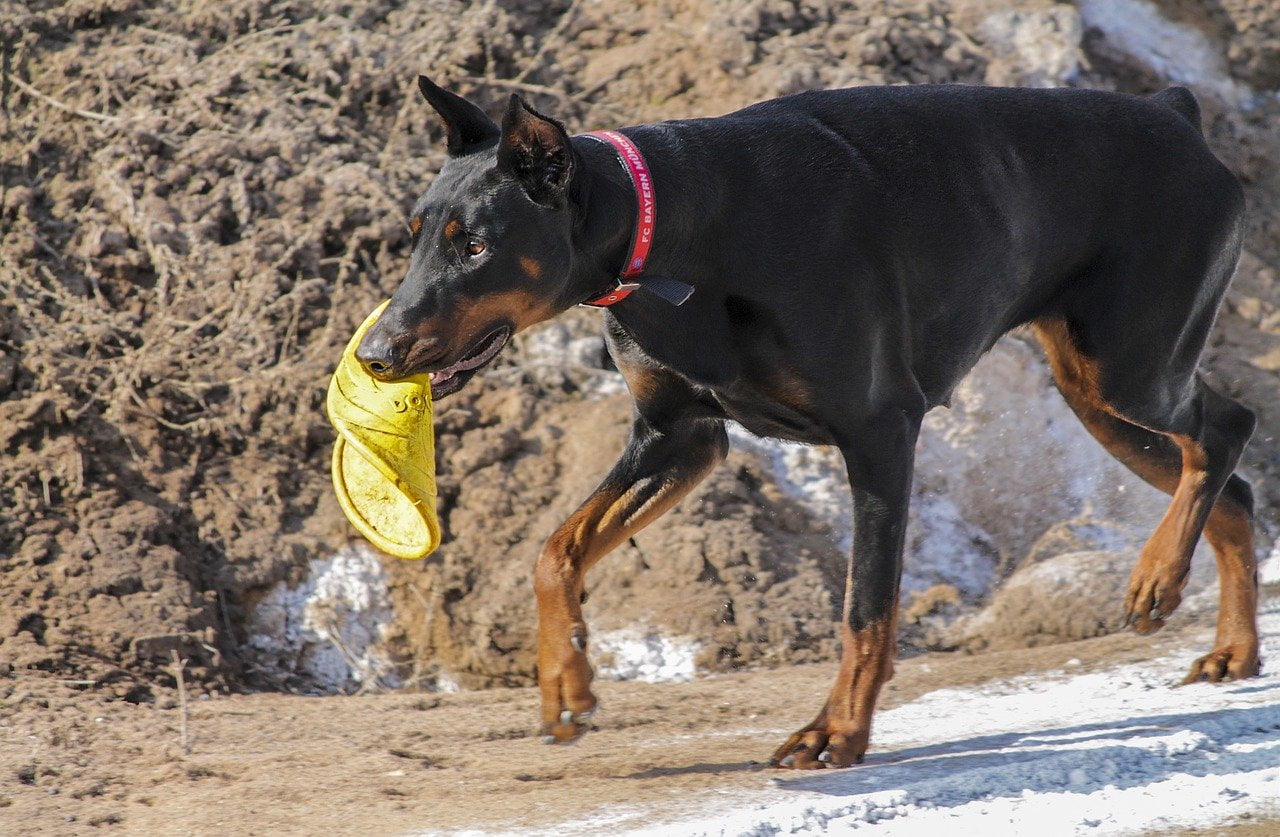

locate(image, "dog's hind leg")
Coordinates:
534 363 728 743
1033 318 1260 682
772 405 923 768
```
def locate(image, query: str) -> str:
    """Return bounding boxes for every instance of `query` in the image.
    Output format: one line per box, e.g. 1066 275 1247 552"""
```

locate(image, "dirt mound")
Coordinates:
947 548 1222 652
0 0 535 688
2 0 1279 697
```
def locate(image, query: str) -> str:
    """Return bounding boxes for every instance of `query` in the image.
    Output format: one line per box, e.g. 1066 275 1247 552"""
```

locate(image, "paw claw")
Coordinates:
541 735 557 745
817 750 831 763
1183 644 1261 685
778 755 795 768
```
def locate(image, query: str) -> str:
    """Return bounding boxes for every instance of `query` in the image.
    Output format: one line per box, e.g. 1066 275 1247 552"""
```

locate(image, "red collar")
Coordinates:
580 130 658 307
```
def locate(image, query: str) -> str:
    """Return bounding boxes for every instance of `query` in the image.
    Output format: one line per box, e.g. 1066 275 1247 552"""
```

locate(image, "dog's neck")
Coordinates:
567 134 646 305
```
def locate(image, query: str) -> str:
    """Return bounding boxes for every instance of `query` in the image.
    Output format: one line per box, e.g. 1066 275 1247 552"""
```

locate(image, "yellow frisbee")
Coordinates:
326 301 441 559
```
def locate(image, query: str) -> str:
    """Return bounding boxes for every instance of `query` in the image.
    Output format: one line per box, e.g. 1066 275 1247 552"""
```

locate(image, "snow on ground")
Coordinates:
244 545 400 692
592 629 701 683
1262 538 1280 587
727 426 1000 601
1076 0 1249 104
1076 0 1280 110
572 601 1280 836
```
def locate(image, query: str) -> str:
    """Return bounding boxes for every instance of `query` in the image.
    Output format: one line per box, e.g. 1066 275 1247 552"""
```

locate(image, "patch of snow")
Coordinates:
1077 0 1251 104
916 338 1166 566
514 319 627 398
726 338 1166 602
727 425 849 550
905 491 998 599
244 544 400 693
728 428 998 600
979 6 1084 87
1262 538 1280 587
570 604 1280 836
433 674 461 694
592 629 700 683
519 320 609 370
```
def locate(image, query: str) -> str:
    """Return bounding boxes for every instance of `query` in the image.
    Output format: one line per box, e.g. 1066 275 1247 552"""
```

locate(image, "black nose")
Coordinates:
355 328 398 379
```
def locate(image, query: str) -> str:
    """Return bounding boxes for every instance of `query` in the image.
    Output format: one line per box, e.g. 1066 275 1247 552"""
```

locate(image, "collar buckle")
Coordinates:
579 281 642 309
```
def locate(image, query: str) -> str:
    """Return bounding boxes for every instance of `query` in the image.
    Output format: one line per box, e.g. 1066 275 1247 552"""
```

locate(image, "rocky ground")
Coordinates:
1 1 1279 829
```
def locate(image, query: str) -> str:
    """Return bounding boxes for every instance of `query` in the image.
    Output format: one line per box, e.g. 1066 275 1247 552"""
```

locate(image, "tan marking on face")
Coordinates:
444 219 462 239
519 255 543 280
409 216 422 237
455 288 560 338
412 288 558 353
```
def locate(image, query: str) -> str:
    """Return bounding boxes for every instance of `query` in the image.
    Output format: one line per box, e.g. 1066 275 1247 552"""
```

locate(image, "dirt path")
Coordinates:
5 615 1274 835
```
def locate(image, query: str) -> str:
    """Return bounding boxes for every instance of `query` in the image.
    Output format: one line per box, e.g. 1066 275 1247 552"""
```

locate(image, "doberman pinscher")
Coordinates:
356 77 1259 768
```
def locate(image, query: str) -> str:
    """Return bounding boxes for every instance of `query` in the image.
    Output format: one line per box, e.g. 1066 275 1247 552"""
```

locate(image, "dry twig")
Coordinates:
8 73 121 123
169 650 191 756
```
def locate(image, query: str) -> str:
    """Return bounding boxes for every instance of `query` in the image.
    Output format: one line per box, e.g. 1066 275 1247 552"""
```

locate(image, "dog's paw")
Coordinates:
770 725 868 770
537 639 597 745
1183 644 1261 684
1123 556 1188 634
539 706 597 744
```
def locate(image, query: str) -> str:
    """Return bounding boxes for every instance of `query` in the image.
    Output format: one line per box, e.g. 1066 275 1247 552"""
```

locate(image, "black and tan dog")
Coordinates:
356 77 1259 768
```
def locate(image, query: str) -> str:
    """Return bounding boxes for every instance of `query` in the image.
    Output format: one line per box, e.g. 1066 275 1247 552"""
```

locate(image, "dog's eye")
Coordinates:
466 239 486 257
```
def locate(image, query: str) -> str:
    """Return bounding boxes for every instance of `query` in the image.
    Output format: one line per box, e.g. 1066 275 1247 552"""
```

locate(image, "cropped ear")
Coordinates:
418 75 499 155
497 95 574 207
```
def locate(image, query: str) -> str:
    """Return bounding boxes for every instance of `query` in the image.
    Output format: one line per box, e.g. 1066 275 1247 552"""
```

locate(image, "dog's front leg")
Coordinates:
536 414 727 743
773 407 922 768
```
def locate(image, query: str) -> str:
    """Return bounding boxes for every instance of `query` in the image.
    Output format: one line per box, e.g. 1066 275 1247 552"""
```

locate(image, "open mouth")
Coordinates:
428 327 510 398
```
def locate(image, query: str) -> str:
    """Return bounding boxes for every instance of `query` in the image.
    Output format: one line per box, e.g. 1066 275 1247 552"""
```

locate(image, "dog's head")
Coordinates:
355 77 581 396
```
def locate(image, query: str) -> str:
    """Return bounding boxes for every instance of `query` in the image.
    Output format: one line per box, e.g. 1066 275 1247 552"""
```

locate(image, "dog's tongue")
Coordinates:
429 329 507 387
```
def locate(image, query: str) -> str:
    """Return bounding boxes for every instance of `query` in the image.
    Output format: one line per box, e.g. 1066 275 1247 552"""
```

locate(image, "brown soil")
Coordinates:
1 2 1279 827
0 620 1232 835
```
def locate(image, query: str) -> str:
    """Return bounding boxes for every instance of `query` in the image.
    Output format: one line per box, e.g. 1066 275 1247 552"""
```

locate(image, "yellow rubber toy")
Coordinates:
326 300 441 559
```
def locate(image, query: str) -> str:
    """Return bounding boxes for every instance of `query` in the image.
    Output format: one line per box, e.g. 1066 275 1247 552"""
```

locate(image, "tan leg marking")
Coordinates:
772 616 897 769
1188 498 1260 681
536 453 721 742
1033 318 1259 678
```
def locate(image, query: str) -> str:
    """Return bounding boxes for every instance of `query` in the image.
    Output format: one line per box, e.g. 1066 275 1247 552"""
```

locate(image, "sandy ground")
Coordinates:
4 599 1277 835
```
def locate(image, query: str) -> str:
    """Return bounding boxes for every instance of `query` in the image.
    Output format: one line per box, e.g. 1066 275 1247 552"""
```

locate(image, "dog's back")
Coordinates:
624 84 1241 398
